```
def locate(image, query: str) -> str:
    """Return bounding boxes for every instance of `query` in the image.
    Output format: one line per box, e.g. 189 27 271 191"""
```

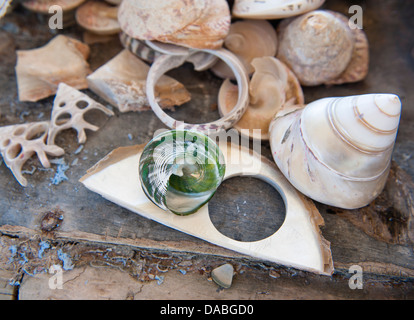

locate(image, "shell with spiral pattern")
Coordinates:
269 94 402 209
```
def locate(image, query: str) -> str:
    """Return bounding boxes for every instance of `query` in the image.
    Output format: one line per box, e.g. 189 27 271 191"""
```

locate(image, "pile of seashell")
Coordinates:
1 0 402 214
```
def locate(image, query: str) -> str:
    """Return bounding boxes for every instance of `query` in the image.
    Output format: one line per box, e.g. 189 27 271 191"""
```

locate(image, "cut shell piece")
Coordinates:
0 121 65 186
15 35 91 102
211 263 234 289
118 0 231 49
277 10 369 86
80 142 333 275
87 49 191 113
269 94 402 209
232 0 325 19
47 83 114 146
211 19 278 79
75 0 120 35
218 56 304 140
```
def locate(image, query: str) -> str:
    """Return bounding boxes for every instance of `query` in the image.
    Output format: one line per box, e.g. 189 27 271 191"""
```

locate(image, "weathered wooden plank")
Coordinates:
0 0 413 295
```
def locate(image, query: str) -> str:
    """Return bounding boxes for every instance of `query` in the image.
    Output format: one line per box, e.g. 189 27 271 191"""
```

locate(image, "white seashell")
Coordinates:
47 83 114 146
218 56 303 140
276 10 369 86
15 35 91 102
211 263 234 288
118 0 230 49
232 0 325 19
87 49 191 113
269 94 402 209
75 0 120 35
211 19 278 79
0 121 65 186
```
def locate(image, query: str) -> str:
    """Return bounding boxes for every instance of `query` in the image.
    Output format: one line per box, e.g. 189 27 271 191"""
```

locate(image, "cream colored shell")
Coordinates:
218 56 303 140
269 94 402 209
232 0 325 19
75 0 120 35
118 0 230 49
0 121 65 186
15 35 91 102
47 83 114 146
211 19 278 79
87 49 191 113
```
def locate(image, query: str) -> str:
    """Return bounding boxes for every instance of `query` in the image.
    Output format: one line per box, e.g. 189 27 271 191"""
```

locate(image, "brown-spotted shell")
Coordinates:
118 0 231 50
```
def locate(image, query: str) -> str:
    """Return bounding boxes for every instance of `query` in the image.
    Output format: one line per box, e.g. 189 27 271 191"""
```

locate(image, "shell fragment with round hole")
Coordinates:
276 10 369 86
87 49 191 113
47 83 114 146
118 0 231 49
211 19 278 79
218 56 304 140
15 35 91 102
269 94 402 209
75 0 120 35
80 141 333 275
0 121 65 186
232 0 325 19
139 130 226 215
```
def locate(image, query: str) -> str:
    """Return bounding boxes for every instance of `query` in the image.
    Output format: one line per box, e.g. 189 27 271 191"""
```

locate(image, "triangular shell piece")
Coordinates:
0 121 65 186
47 83 114 145
87 49 191 112
211 263 234 288
80 142 333 275
15 35 91 102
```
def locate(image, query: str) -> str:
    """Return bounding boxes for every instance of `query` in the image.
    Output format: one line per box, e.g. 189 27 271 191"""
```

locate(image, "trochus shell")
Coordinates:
269 94 402 209
139 130 225 215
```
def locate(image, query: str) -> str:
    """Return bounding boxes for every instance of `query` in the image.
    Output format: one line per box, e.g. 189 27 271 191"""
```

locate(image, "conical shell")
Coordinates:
269 94 401 209
118 0 230 49
232 0 325 19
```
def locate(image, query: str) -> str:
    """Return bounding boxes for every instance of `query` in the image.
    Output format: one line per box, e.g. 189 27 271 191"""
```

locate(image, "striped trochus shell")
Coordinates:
118 0 230 49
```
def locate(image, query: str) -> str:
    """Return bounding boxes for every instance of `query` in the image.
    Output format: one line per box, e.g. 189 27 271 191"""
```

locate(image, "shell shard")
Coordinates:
139 130 226 215
269 93 402 209
277 10 369 86
218 56 303 140
232 0 325 19
87 49 191 113
211 19 278 79
80 142 333 275
75 0 120 35
0 121 65 186
211 263 234 288
15 35 91 102
47 83 114 146
118 0 231 49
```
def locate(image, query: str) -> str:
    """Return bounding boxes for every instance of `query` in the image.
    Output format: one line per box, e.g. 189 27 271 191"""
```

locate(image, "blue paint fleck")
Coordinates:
38 241 50 259
57 249 74 270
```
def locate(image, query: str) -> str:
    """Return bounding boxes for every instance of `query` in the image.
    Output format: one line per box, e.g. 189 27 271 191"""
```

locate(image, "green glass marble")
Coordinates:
139 130 226 215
